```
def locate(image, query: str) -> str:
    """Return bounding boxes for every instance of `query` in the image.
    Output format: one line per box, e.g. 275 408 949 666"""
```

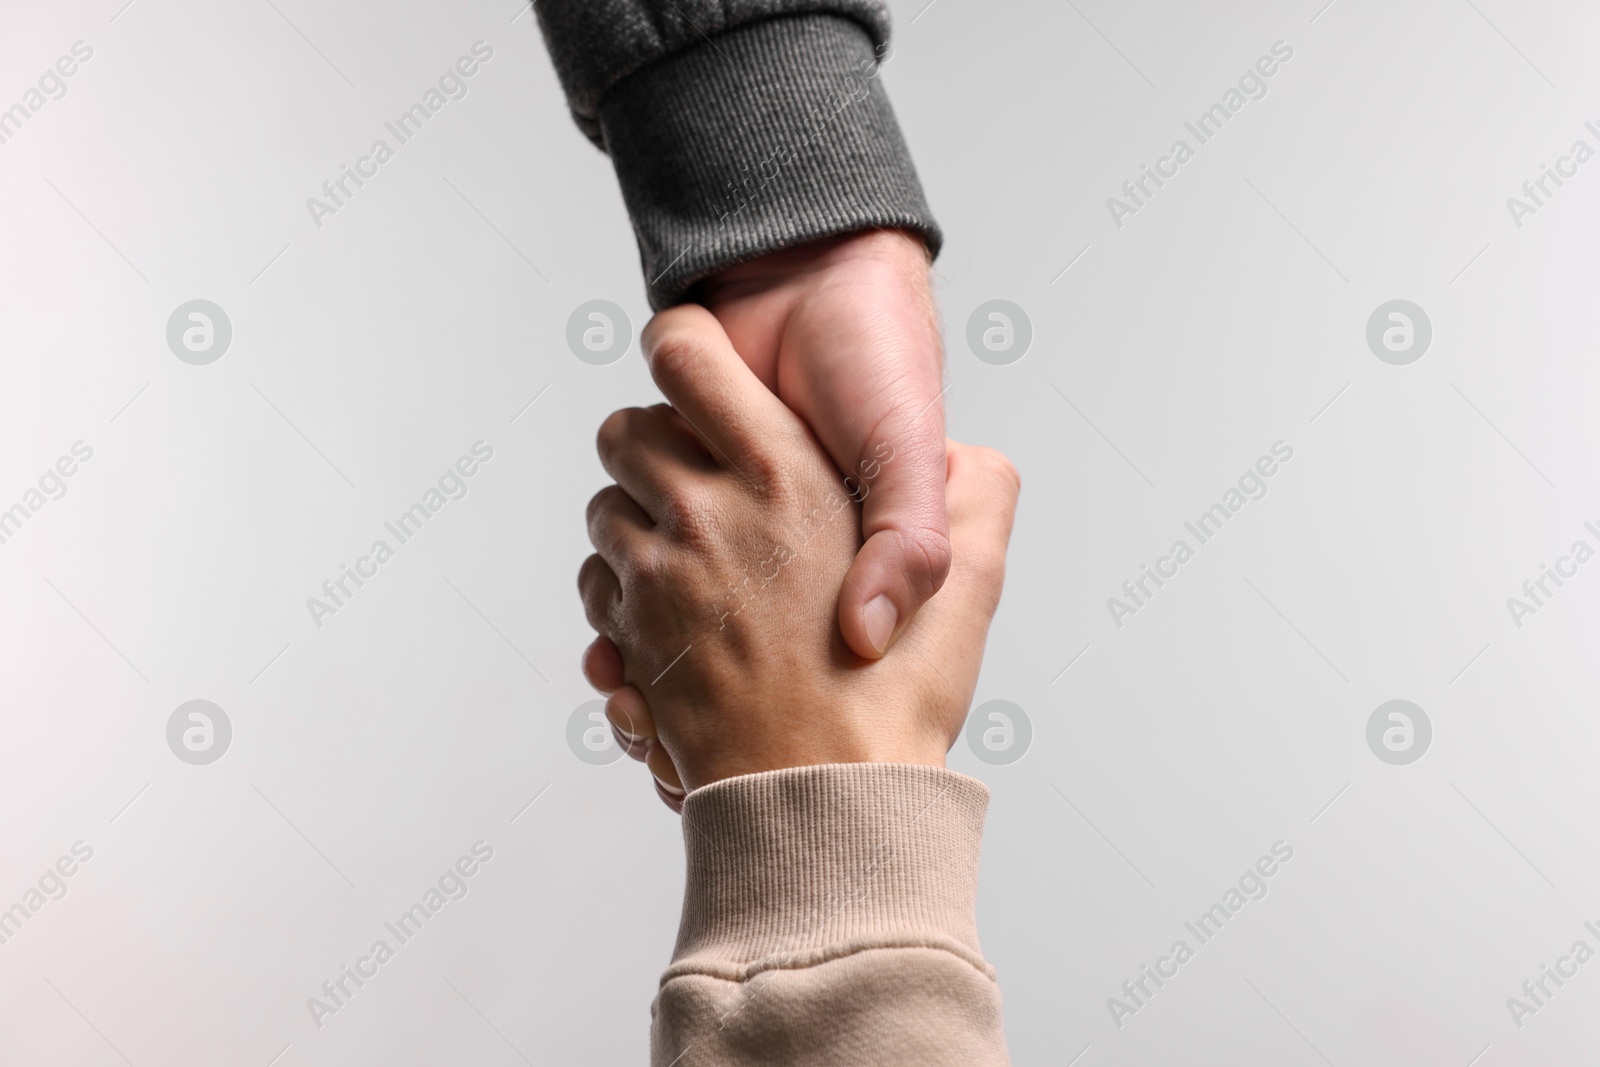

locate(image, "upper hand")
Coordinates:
577 305 1019 797
698 229 950 660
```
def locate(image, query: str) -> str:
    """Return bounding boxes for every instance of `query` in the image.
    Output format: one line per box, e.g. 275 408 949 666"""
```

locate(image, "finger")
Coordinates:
941 441 1021 599
640 305 799 477
649 780 681 812
902 440 1020 644
647 744 686 812
944 441 1022 547
836 425 952 660
653 777 685 814
582 635 624 694
606 685 655 762
610 724 650 761
577 553 621 637
586 484 653 567
649 403 716 461
595 405 715 522
892 441 1019 753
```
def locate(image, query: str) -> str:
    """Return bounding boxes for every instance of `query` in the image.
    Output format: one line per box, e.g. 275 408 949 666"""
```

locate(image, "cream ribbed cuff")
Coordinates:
666 763 991 984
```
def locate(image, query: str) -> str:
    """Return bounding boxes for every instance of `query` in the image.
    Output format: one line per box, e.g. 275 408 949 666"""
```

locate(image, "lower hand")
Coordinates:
578 306 1019 804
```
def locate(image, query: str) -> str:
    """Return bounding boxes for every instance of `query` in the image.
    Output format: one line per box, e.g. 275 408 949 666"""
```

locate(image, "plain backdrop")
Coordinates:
3 0 1600 1064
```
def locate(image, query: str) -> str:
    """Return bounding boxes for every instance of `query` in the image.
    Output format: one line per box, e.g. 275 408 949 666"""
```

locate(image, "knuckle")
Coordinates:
750 454 797 506
624 540 673 592
576 552 604 592
586 485 635 549
595 407 648 463
595 409 627 460
583 485 613 534
905 526 954 593
646 330 701 389
750 464 793 511
576 555 615 631
660 479 707 529
663 486 727 555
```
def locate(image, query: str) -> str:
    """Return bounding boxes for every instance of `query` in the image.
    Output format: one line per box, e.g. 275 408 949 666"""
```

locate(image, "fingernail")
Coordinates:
864 595 897 655
654 776 686 798
654 779 685 814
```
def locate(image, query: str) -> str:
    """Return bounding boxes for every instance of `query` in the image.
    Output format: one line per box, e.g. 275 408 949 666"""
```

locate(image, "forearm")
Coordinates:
652 763 1010 1066
536 2 940 308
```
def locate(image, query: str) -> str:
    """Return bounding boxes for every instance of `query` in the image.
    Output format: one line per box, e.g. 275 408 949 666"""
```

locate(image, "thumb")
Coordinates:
836 408 952 660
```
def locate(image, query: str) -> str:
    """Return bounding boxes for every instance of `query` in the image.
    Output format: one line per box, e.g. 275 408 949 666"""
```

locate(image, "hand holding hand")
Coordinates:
578 305 1019 806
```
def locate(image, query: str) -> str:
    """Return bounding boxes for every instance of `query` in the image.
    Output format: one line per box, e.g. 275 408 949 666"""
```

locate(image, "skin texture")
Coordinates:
578 305 1019 808
695 229 950 661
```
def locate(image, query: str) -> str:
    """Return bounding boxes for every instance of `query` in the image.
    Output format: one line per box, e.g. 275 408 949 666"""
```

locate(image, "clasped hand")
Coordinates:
577 304 1019 809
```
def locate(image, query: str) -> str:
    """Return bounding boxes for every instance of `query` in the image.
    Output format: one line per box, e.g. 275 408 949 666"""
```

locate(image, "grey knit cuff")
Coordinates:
666 763 990 980
596 14 942 309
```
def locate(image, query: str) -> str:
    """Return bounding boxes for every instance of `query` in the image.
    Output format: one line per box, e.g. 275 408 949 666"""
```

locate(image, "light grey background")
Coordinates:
3 0 1598 1063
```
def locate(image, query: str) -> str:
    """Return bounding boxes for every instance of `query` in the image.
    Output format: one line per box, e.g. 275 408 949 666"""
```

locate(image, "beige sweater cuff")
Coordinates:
666 762 993 982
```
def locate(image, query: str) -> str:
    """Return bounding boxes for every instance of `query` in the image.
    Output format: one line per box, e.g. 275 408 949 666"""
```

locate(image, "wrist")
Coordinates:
671 722 948 792
699 227 930 303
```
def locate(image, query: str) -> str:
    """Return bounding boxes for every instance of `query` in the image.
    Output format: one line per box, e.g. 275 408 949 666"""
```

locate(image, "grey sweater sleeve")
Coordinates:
535 2 941 309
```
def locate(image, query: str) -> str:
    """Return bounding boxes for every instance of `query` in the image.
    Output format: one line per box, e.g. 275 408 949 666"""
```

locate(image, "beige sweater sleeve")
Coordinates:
652 763 1011 1066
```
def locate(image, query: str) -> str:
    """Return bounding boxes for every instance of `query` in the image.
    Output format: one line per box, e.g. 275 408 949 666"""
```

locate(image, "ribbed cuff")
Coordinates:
666 763 990 981
597 14 942 309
